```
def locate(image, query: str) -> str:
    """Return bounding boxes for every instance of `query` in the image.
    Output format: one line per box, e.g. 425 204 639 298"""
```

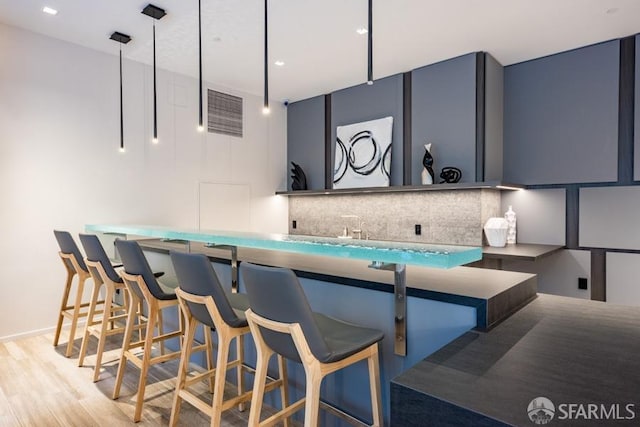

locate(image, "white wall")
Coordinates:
0 23 288 340
607 252 640 306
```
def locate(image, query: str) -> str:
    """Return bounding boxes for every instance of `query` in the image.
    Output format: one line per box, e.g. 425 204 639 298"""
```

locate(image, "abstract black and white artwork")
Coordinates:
333 116 393 189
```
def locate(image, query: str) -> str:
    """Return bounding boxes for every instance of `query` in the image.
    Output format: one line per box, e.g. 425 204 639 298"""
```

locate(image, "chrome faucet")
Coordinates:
341 215 365 239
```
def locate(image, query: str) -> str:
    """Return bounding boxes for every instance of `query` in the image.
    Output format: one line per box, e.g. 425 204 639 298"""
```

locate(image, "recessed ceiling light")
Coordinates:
274 60 285 67
606 7 619 14
356 27 368 35
42 6 58 15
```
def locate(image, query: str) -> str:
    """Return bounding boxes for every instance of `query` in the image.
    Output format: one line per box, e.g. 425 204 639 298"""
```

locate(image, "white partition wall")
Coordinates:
0 23 288 340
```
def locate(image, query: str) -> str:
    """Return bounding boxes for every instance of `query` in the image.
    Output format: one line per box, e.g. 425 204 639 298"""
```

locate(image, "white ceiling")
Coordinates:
1 0 639 102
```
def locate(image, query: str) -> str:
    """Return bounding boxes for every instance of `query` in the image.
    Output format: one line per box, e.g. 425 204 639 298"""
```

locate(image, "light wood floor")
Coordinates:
0 329 288 427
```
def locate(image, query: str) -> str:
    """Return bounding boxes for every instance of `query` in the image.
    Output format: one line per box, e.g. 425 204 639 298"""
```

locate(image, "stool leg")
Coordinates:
169 312 197 427
367 347 383 427
133 305 157 422
277 355 290 427
236 334 246 412
113 291 138 400
204 326 215 394
247 347 270 426
93 285 115 382
157 308 165 356
303 367 322 427
78 278 102 367
54 270 74 347
211 328 231 427
65 274 88 357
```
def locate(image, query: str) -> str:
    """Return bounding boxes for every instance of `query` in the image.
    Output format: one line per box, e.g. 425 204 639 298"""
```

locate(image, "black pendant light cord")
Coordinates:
153 22 158 141
119 46 124 150
109 31 131 151
367 0 373 84
263 0 269 112
198 0 203 129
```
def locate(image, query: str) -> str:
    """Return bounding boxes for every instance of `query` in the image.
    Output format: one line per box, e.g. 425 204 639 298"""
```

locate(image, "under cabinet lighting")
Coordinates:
496 185 524 191
43 6 58 15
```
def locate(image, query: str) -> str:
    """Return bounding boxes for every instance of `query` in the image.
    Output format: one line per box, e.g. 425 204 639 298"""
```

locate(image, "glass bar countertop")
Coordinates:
85 224 482 269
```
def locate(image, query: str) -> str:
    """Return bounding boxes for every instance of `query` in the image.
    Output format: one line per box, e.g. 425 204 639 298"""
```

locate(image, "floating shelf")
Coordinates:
275 181 525 197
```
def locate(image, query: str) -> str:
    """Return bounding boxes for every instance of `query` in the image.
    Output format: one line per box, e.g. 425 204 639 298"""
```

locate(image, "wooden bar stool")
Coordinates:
113 240 210 422
169 251 289 427
77 233 144 382
241 262 384 427
53 230 104 357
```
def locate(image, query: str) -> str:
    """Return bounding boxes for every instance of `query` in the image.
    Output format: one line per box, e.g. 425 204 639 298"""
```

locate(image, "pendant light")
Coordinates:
142 4 167 143
109 32 131 153
262 0 269 114
367 0 373 85
197 0 204 132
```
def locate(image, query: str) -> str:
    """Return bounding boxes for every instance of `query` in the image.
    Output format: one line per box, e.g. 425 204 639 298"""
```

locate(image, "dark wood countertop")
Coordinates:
482 243 564 261
136 239 537 330
391 293 640 426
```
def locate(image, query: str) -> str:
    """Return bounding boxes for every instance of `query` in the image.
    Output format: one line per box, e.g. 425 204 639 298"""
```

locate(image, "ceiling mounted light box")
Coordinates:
109 31 131 153
142 4 167 144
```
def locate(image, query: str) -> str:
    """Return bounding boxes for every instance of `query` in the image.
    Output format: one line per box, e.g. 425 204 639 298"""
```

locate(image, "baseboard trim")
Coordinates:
0 321 86 343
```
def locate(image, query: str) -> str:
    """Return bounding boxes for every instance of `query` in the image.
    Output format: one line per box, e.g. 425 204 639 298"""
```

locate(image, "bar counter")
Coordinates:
87 225 537 425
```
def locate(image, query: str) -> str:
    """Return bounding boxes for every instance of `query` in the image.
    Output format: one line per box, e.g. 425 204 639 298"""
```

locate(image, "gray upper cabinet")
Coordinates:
635 35 640 181
504 40 620 185
287 96 325 191
331 75 404 187
484 53 504 181
411 53 478 185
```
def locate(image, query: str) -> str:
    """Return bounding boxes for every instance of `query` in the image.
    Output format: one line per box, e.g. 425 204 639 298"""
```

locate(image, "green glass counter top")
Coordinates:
85 224 481 269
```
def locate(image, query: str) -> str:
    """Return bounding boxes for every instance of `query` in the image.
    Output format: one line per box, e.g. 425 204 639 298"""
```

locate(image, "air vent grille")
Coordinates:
207 89 243 137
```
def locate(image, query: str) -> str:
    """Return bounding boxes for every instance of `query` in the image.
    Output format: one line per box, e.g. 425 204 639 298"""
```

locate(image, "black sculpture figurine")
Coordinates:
421 143 434 185
439 167 462 184
290 162 308 191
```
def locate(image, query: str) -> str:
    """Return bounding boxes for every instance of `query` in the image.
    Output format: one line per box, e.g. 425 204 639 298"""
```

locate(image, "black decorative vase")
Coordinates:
290 162 308 191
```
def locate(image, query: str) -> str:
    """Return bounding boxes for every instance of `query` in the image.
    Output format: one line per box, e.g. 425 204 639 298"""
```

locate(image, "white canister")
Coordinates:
484 217 509 247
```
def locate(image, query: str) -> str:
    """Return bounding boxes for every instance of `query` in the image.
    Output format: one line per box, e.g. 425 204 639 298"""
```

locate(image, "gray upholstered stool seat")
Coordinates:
168 251 288 427
241 262 384 427
311 313 383 363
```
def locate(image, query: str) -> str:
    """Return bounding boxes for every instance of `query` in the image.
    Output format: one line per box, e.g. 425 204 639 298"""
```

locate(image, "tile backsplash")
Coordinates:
288 189 501 246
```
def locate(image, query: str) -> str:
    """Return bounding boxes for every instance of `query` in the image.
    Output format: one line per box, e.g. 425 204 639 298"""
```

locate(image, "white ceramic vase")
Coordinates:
484 217 509 247
505 205 516 244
